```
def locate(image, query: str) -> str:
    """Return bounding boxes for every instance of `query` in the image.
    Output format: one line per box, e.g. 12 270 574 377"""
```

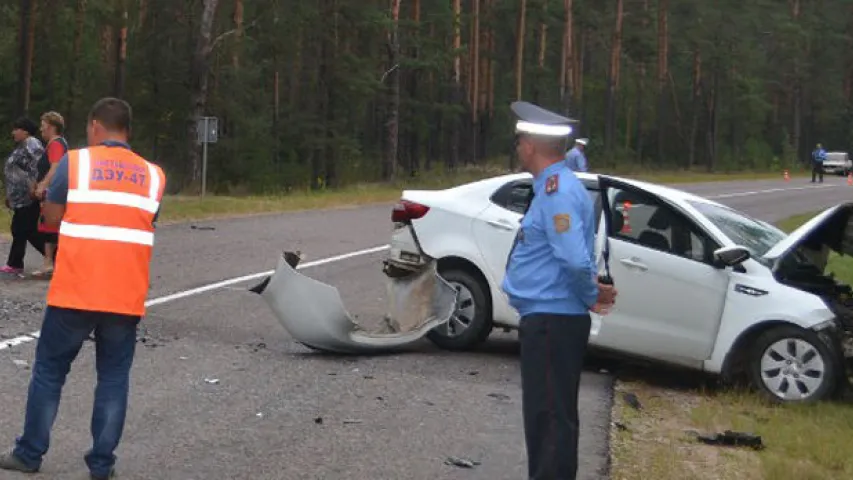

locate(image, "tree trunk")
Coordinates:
113 1 128 99
688 48 702 168
514 0 527 100
635 0 649 162
17 0 37 116
232 0 243 70
138 0 147 29
187 0 221 189
384 0 401 181
470 0 480 162
559 0 574 116
604 0 623 152
448 0 461 170
706 68 719 171
791 0 802 163
533 0 546 103
324 0 340 188
656 0 669 163
65 0 86 139
407 0 421 176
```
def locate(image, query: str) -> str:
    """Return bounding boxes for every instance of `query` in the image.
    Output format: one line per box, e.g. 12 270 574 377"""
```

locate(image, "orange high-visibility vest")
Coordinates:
47 145 166 317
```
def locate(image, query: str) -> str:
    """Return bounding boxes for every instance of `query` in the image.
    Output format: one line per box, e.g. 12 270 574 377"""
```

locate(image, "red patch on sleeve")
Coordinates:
545 174 559 194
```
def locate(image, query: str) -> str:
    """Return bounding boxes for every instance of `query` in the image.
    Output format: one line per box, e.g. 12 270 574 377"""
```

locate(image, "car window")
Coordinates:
490 180 532 214
490 179 601 223
687 200 786 259
607 186 715 264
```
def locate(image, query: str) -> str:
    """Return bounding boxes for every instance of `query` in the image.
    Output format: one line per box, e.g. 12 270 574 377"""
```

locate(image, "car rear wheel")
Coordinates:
427 269 493 351
748 326 840 403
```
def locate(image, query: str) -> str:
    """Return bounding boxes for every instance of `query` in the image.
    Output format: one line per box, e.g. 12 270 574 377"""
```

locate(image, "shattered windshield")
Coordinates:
688 200 787 259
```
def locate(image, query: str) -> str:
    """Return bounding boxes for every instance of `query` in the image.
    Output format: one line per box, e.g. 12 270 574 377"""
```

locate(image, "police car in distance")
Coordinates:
386 171 853 404
821 151 851 176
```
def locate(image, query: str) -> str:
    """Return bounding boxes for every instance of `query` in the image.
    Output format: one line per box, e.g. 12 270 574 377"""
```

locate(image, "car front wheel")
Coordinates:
426 268 493 351
748 326 840 403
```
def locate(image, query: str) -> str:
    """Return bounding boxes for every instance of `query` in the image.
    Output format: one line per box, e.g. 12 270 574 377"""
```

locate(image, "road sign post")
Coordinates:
197 116 219 198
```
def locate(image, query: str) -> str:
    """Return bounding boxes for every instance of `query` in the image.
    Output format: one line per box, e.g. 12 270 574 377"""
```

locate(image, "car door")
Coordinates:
471 179 531 288
593 178 730 366
472 178 604 289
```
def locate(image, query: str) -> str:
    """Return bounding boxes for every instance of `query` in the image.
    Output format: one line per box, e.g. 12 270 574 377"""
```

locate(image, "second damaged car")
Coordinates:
385 171 853 403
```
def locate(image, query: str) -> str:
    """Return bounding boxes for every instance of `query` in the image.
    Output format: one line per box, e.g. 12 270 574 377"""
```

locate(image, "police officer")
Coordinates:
564 137 589 172
503 101 617 480
811 143 826 183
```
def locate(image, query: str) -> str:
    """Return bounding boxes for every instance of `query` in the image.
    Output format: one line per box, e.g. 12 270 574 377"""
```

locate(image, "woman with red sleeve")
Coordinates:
32 111 68 278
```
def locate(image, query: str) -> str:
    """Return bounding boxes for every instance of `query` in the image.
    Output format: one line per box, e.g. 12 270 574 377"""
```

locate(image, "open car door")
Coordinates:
249 252 459 354
593 176 731 367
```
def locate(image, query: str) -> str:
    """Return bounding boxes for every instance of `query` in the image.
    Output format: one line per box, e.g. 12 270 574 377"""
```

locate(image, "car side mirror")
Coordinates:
713 246 751 268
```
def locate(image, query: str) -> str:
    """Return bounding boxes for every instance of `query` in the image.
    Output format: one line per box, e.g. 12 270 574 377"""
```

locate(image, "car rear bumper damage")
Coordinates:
249 251 458 354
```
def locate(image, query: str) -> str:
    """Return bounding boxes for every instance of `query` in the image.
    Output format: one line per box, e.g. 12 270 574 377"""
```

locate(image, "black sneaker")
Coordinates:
0 450 38 473
87 468 116 480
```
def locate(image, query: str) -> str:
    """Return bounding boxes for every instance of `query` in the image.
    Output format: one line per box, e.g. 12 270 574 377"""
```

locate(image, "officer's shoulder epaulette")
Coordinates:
545 174 559 195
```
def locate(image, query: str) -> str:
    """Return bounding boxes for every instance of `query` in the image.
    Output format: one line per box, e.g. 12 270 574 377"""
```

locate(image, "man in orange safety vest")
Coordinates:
0 97 166 480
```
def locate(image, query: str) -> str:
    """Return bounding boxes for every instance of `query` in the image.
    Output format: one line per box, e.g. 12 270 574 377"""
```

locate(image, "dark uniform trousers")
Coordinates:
519 312 592 480
811 160 824 183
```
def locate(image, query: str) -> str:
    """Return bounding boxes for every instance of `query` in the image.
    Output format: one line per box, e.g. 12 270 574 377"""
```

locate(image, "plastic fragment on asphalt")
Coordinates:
204 378 220 385
12 359 28 368
695 430 765 450
444 457 481 469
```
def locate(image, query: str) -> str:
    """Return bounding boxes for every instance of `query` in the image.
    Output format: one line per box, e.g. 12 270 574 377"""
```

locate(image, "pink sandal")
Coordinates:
0 265 23 275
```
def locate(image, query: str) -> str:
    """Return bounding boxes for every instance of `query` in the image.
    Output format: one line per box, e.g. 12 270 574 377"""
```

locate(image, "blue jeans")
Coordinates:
13 306 139 477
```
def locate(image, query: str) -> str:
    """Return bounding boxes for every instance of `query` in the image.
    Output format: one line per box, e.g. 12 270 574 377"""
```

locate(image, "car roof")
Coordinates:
451 171 727 209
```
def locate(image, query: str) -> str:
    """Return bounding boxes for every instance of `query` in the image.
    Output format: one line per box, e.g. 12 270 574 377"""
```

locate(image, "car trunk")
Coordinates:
764 204 853 338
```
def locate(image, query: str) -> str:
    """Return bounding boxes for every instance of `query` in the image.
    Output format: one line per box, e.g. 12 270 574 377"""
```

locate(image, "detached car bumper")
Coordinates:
249 251 458 354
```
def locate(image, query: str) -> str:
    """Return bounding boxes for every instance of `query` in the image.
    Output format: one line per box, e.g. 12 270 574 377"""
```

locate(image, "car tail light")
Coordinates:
392 200 430 223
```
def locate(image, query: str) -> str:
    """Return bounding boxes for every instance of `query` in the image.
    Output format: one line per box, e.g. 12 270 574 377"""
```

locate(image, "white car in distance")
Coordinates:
385 172 853 403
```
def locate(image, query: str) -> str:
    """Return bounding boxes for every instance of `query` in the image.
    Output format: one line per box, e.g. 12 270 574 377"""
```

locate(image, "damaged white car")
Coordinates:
381 173 853 403
251 171 853 403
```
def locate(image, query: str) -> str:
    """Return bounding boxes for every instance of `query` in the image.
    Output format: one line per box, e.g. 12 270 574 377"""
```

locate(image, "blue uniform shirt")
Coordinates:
47 140 160 222
501 162 599 317
812 148 827 163
564 147 587 172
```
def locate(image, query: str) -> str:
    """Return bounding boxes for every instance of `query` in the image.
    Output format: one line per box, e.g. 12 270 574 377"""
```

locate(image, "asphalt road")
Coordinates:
0 176 850 480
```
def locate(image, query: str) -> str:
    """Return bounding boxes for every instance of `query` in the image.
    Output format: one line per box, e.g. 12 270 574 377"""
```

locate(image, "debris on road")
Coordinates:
12 359 28 368
444 456 480 469
250 251 458 354
314 417 323 424
204 378 220 385
487 393 511 402
342 419 363 425
190 225 216 231
694 430 765 450
622 392 642 410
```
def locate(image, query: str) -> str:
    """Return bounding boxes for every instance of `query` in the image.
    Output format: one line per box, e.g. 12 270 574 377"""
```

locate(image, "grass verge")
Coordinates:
0 166 805 237
609 210 853 480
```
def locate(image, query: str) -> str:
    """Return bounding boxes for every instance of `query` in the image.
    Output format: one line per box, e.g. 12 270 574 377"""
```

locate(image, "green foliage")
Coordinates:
0 0 851 194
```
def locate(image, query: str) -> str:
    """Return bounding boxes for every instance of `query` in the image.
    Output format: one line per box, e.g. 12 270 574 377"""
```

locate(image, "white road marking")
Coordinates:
1 181 845 352
0 245 390 351
706 183 840 199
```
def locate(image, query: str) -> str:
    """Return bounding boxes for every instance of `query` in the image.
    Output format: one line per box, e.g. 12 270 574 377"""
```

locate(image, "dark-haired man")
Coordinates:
0 98 167 480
